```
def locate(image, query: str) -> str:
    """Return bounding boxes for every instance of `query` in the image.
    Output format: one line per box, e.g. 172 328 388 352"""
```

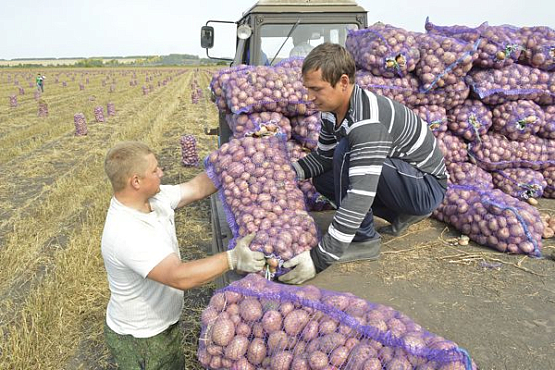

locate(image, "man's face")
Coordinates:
303 68 346 114
140 153 164 196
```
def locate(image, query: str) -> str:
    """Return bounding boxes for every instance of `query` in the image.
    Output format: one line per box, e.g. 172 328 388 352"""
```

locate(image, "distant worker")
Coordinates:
36 73 45 92
289 29 315 58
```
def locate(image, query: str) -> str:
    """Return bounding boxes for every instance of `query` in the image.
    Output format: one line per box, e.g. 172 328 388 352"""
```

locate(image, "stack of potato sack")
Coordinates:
209 59 334 214
198 273 477 370
345 18 555 256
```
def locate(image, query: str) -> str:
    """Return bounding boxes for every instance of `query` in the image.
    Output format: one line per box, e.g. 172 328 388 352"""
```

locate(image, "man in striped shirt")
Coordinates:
279 43 448 285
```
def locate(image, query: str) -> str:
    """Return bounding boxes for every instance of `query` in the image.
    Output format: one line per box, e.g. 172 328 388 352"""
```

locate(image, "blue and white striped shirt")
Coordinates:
293 84 448 271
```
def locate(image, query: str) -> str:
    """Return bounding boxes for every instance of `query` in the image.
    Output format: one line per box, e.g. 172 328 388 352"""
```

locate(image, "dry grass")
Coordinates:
0 66 221 369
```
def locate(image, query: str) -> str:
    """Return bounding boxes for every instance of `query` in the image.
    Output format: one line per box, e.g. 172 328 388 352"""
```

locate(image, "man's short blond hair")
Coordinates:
104 141 153 192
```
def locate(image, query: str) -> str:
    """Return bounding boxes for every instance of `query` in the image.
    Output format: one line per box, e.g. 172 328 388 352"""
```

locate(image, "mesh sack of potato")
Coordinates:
346 24 421 78
225 112 292 139
220 65 317 116
286 140 334 212
411 104 448 136
491 100 544 141
434 184 543 256
180 134 199 167
436 131 468 165
205 135 319 279
518 26 555 72
198 273 477 370
491 168 547 200
537 105 555 140
415 33 479 92
467 133 555 171
446 99 493 142
290 113 322 150
355 71 469 110
541 166 555 198
447 162 494 190
465 63 551 105
209 65 253 112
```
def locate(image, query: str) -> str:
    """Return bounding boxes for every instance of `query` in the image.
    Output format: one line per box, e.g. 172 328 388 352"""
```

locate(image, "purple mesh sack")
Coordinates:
94 106 105 123
538 105 555 139
436 131 468 164
434 185 543 256
180 134 200 167
411 105 447 135
468 133 555 171
415 33 479 92
290 113 322 150
221 65 316 116
425 17 486 43
225 112 292 139
542 166 555 198
355 71 469 110
74 113 87 136
286 140 334 212
491 100 544 141
9 95 17 108
210 65 253 112
198 273 477 370
491 168 547 200
473 25 524 69
274 57 305 69
205 136 319 278
346 24 421 78
446 99 492 141
447 162 493 189
465 64 551 105
518 26 555 71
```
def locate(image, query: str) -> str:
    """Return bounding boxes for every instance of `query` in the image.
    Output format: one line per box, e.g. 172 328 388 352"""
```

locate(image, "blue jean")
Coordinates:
312 138 446 241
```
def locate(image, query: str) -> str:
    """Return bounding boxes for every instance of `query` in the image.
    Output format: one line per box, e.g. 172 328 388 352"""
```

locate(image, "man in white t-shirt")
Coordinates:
101 141 265 369
289 30 314 58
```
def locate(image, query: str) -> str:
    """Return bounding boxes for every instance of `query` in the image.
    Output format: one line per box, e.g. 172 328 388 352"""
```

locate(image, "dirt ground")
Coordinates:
307 201 555 370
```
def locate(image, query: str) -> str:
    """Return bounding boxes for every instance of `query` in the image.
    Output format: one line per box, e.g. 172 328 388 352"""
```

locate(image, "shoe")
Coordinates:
338 238 381 263
378 213 432 236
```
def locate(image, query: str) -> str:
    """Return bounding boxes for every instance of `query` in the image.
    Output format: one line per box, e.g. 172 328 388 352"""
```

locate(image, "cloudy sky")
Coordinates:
1 0 553 59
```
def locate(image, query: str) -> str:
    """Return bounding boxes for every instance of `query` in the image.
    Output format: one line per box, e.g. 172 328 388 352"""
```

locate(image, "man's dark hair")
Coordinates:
301 43 356 87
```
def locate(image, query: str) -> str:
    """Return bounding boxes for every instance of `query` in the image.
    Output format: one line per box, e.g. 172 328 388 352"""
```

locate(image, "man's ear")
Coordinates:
130 174 141 190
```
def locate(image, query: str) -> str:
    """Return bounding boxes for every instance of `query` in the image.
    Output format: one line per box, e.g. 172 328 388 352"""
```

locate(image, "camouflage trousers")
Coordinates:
104 321 185 370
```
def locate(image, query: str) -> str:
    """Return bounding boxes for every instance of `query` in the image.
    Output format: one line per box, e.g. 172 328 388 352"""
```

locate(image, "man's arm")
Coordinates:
147 234 265 290
147 252 229 290
177 172 217 209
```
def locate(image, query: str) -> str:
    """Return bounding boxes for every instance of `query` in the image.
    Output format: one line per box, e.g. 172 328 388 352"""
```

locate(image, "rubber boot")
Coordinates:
378 213 432 236
338 237 381 263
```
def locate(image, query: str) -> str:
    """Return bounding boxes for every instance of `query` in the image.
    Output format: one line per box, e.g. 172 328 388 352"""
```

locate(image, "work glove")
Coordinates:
278 250 316 285
227 234 265 273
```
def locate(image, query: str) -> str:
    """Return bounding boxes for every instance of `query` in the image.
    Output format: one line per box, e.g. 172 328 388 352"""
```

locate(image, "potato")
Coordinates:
308 350 329 370
329 346 350 367
247 337 267 365
271 351 294 370
385 357 412 370
239 297 263 322
283 309 310 336
262 310 283 334
211 318 235 346
224 335 249 360
231 357 255 370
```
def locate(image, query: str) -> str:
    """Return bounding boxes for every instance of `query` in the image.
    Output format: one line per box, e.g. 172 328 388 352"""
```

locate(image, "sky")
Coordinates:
1 0 554 60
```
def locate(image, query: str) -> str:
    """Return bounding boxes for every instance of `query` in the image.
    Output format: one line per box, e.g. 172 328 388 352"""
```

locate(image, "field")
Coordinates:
1 66 554 370
0 66 220 369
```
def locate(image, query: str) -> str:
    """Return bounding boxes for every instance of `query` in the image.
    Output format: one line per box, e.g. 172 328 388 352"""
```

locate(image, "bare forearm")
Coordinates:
170 252 230 290
177 172 217 208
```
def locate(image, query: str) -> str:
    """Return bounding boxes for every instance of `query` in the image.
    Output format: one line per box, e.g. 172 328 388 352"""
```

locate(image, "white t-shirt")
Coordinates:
101 184 184 338
290 42 314 57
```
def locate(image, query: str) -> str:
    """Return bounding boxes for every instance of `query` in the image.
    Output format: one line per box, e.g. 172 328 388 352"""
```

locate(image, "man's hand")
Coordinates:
278 250 316 284
227 234 265 273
